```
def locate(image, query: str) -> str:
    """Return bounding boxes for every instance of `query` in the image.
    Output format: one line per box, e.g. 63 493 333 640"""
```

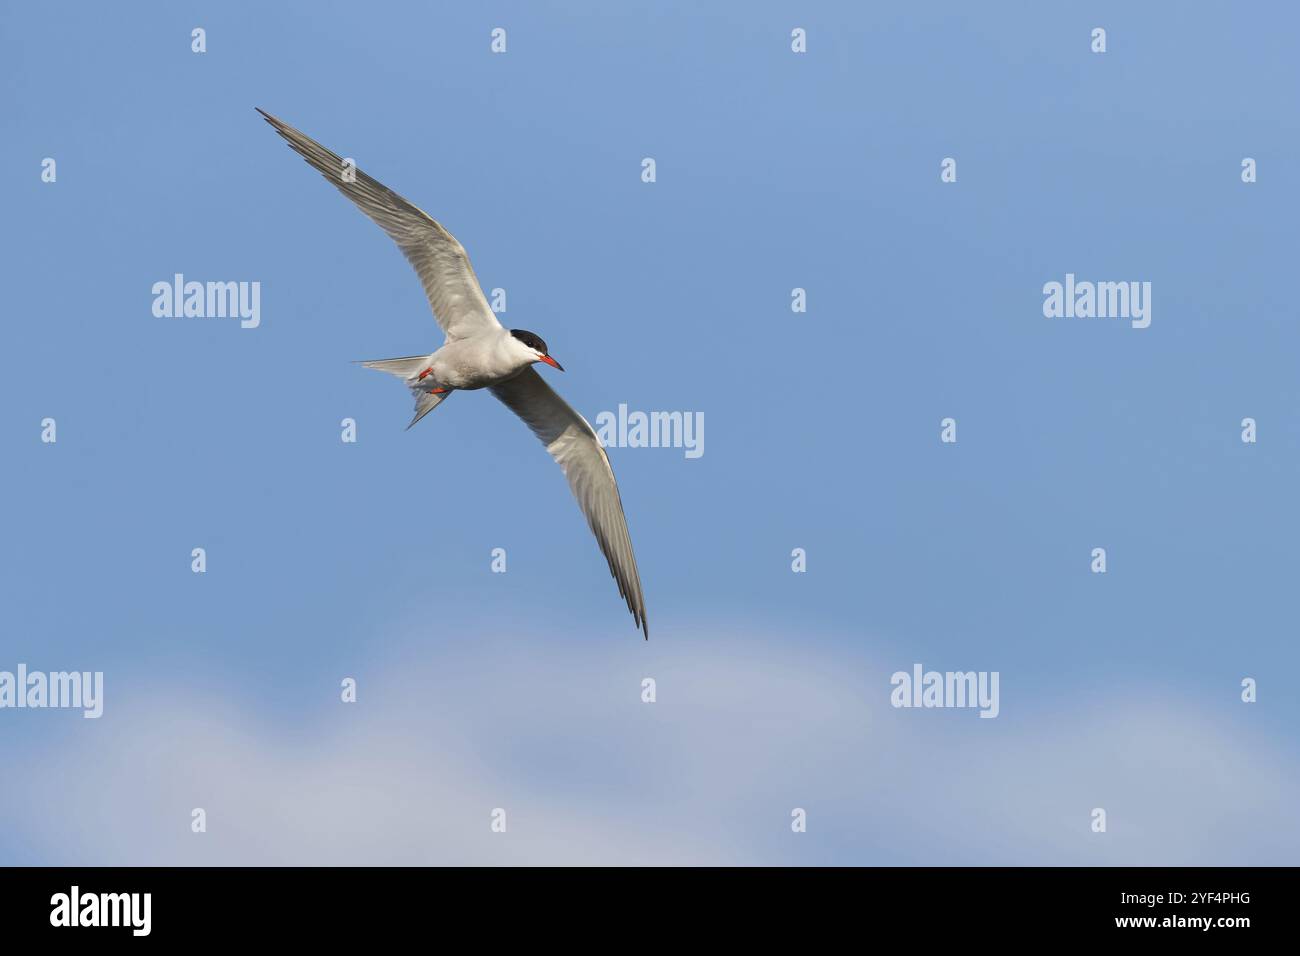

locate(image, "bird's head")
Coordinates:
510 329 564 371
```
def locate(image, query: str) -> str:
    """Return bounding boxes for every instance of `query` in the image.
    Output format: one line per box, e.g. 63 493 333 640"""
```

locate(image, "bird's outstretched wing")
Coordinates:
257 108 500 341
490 368 649 639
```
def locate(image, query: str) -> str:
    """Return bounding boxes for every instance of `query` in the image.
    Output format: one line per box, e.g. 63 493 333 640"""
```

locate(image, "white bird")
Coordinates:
257 109 648 639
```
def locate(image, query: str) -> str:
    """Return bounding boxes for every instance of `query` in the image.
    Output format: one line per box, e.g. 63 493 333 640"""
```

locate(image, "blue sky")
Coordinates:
1 1 1297 864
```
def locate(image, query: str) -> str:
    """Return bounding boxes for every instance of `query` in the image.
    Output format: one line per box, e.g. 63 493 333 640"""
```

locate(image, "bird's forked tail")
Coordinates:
357 354 452 430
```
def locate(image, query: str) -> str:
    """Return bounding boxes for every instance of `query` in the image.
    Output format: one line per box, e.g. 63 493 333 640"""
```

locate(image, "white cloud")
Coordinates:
6 631 1296 865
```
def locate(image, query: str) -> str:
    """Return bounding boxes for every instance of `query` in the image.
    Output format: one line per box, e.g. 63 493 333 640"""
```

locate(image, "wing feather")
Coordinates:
490 369 649 638
257 108 500 340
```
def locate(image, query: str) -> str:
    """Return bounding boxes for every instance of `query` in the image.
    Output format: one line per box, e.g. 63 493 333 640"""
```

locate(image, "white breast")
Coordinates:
430 330 531 390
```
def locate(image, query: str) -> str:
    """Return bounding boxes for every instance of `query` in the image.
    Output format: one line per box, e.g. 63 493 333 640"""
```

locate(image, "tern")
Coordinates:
257 109 648 638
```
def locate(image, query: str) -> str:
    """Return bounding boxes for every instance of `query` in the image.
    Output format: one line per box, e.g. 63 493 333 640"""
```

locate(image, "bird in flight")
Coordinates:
257 109 648 639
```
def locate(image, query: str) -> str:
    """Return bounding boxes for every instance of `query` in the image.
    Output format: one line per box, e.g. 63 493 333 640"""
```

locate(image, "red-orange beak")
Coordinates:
538 354 564 371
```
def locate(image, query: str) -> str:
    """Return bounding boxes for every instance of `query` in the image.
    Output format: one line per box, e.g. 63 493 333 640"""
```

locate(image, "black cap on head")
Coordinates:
510 329 549 354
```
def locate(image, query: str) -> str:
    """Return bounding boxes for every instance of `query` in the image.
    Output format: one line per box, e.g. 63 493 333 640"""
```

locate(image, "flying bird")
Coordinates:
257 109 648 638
